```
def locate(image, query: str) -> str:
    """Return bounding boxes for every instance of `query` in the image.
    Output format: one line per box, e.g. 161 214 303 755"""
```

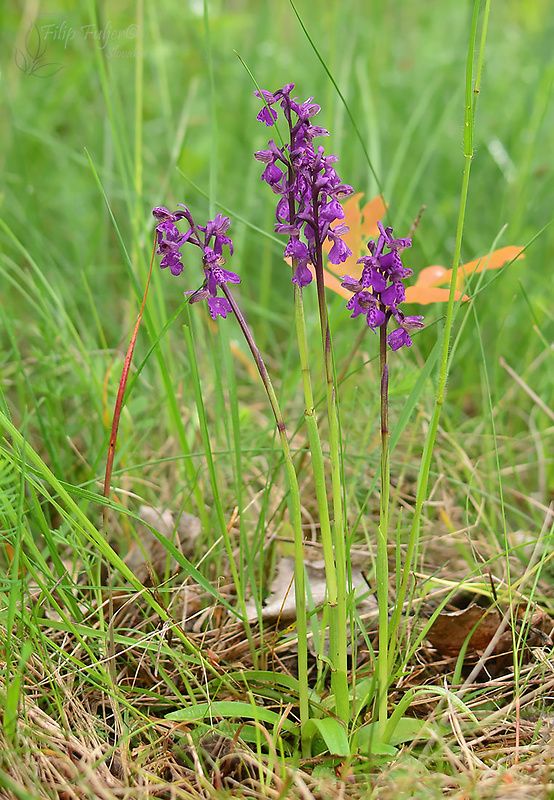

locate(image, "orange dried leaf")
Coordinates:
423 245 525 292
297 191 524 309
323 193 387 280
404 285 468 304
413 265 449 288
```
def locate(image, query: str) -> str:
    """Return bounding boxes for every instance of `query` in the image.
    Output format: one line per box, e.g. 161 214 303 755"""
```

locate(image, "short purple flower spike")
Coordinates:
152 205 239 319
254 83 354 288
340 221 424 350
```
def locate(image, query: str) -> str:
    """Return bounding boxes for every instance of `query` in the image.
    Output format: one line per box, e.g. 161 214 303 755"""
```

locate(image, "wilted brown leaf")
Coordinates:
426 602 553 662
426 603 503 658
246 556 377 625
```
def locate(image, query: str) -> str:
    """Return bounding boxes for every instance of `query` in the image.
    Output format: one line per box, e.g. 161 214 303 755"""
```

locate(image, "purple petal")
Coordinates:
292 261 313 288
207 297 233 319
257 106 278 127
387 328 412 350
381 282 405 306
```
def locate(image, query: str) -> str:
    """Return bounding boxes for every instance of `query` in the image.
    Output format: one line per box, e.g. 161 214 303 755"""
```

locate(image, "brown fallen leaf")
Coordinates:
426 602 552 662
426 603 503 658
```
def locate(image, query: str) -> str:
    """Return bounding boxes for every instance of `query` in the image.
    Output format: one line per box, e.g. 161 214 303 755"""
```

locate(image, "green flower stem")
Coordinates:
377 325 390 737
311 255 349 725
292 281 340 691
389 0 487 665
221 285 310 746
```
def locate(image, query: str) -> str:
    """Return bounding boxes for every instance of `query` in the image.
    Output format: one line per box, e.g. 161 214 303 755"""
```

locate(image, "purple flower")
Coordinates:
340 221 424 350
161 250 184 277
152 206 239 320
327 226 351 264
284 238 312 287
381 281 406 307
203 261 241 296
387 328 413 351
207 297 232 319
346 291 386 331
255 84 353 288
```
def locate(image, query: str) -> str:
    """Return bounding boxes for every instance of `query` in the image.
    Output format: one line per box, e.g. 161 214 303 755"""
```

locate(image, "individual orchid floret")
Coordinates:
340 221 424 350
346 291 387 331
254 83 354 288
152 205 239 319
206 296 233 320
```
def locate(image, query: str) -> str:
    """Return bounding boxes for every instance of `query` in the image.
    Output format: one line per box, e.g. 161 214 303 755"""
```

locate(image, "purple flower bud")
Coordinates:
401 315 424 331
152 206 176 222
276 223 301 235
296 98 321 120
254 149 275 164
188 285 211 303
304 126 329 139
392 308 424 331
340 275 363 293
332 184 355 200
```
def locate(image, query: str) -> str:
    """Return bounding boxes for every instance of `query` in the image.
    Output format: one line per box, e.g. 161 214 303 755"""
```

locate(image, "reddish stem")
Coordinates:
102 238 156 526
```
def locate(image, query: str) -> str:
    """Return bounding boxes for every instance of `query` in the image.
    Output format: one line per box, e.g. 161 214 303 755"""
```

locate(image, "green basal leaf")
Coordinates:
167 701 295 732
305 717 350 757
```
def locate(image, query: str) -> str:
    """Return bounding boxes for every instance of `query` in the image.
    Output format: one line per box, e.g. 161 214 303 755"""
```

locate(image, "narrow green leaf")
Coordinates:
166 701 295 732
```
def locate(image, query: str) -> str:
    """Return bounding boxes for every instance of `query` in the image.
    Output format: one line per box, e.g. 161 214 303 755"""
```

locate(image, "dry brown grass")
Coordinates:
2 579 554 800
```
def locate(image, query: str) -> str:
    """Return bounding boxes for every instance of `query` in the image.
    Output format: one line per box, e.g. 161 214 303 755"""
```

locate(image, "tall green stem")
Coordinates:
389 0 487 663
221 285 310 746
311 232 349 724
292 281 341 697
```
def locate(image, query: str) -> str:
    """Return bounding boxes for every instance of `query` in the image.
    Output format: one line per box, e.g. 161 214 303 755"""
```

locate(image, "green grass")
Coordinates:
1 0 554 797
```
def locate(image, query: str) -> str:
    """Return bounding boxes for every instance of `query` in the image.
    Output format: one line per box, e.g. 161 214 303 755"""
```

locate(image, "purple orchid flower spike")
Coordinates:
254 83 354 288
152 205 239 320
340 221 424 350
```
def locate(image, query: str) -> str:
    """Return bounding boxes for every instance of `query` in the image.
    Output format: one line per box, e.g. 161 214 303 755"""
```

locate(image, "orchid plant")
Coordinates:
150 83 427 749
148 73 521 750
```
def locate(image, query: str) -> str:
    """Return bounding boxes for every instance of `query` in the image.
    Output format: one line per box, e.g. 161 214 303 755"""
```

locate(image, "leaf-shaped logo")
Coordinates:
29 62 65 78
14 48 30 74
14 24 64 78
25 23 47 62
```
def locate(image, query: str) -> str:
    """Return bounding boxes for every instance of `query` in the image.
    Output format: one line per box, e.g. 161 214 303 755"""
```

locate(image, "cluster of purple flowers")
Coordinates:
152 83 423 349
254 84 423 350
341 222 424 350
152 205 239 320
254 83 354 288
